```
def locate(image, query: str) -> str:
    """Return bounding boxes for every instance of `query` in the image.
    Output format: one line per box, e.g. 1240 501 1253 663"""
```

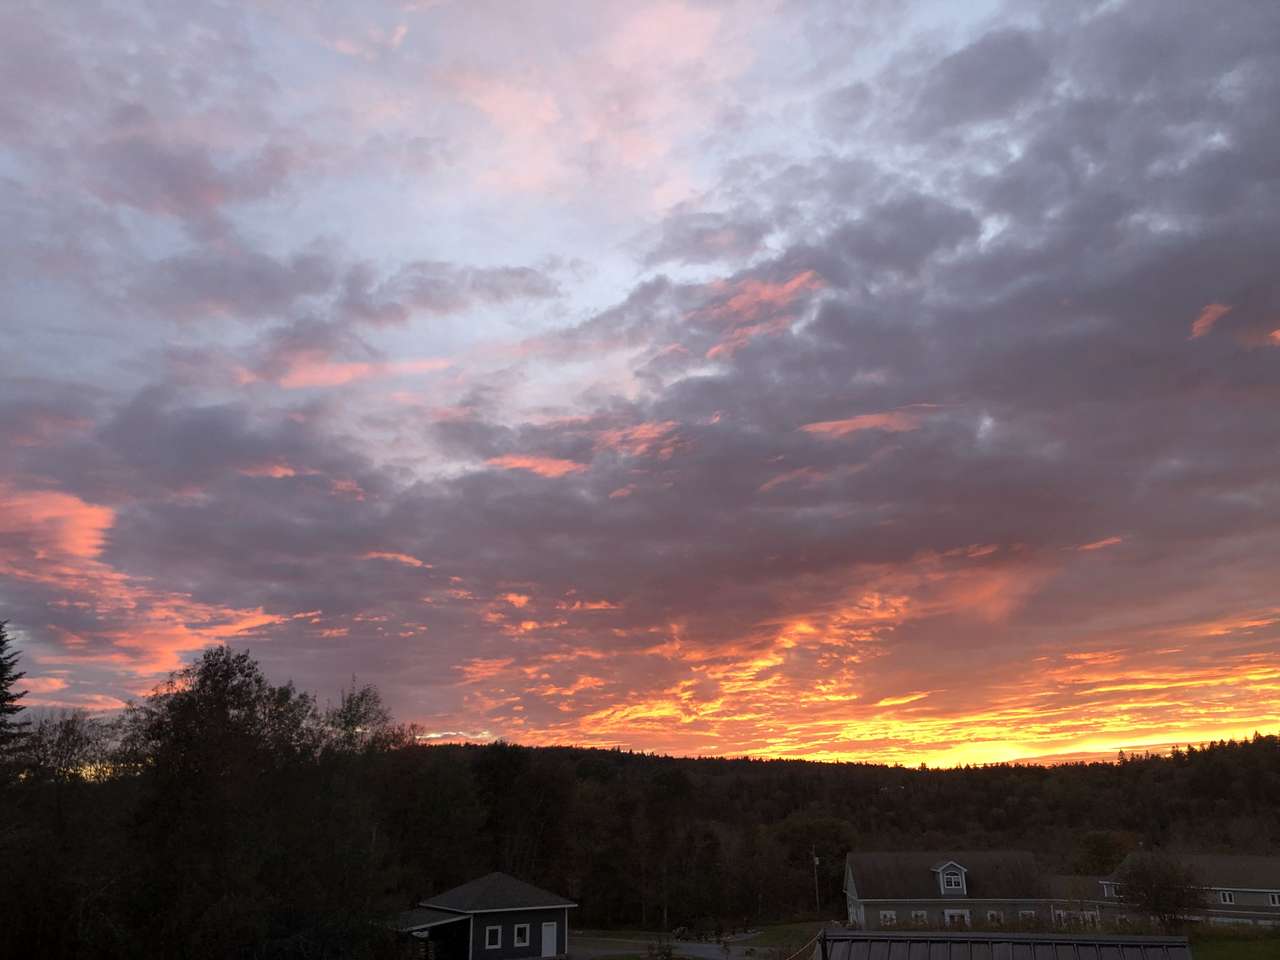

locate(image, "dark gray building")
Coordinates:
391 872 577 960
843 851 1107 931
1105 853 1280 928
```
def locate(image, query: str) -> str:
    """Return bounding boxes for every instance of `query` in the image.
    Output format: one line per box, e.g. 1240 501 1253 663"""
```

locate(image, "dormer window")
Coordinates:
1219 891 1235 905
933 861 968 896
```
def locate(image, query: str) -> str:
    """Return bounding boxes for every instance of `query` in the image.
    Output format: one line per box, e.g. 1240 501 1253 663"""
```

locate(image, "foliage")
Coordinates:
0 620 29 755
1116 850 1205 931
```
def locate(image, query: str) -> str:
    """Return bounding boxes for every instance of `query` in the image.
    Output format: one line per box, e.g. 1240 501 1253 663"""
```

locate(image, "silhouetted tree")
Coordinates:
0 620 29 757
1116 851 1205 931
324 677 404 754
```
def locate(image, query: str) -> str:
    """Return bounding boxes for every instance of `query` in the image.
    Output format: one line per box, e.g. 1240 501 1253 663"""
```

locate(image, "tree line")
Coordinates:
1 623 1278 957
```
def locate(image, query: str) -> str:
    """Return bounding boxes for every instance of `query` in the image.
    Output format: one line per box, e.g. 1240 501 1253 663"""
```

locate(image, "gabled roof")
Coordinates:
1111 853 1280 890
389 906 470 933
930 860 966 874
819 931 1192 960
846 851 1044 900
422 872 577 913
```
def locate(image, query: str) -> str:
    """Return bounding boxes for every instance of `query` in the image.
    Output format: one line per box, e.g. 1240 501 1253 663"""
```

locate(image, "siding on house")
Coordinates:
468 907 569 960
393 873 576 960
1109 853 1280 928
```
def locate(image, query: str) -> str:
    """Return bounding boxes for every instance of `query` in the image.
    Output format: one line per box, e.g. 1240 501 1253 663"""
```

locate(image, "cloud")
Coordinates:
1190 303 1232 339
485 455 588 478
3 0 1280 762
801 410 926 437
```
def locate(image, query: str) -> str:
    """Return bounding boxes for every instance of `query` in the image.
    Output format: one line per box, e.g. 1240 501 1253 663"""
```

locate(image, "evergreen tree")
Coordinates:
0 620 29 752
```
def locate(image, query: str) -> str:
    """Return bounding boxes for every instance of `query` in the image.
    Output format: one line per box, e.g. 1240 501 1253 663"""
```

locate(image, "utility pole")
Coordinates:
812 845 821 915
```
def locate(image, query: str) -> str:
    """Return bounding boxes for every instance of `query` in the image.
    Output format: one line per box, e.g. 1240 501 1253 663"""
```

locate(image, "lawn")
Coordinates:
1189 935 1280 960
740 922 830 950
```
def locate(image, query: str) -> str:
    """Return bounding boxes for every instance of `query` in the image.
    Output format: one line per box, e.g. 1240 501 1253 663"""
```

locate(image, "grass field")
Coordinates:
1188 934 1280 960
740 922 829 949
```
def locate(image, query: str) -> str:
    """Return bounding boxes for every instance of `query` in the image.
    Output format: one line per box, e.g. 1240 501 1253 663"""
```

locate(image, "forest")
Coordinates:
2 636 1279 959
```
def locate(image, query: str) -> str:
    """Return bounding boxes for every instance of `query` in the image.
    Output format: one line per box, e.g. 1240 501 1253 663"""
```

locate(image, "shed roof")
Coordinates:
422 872 577 913
1111 853 1280 890
846 851 1045 900
388 906 470 933
818 931 1192 960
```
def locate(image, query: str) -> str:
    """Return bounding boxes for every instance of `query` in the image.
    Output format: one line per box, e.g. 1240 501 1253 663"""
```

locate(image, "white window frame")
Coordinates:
486 925 502 949
1270 893 1280 907
986 910 1004 925
879 910 897 927
1220 891 1235 905
1019 910 1037 924
944 872 963 890
514 924 530 947
911 910 928 925
944 909 971 928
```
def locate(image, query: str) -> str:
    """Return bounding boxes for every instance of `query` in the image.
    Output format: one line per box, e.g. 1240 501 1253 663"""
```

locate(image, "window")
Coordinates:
1018 910 1037 925
1102 883 1116 898
911 911 928 925
944 872 962 890
879 910 897 927
486 926 502 949
1219 891 1235 905
514 924 530 947
1270 893 1280 907
986 910 1003 926
944 910 970 928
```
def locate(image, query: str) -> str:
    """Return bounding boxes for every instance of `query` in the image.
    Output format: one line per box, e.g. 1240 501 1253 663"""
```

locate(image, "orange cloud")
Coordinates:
1078 536 1124 551
363 551 430 568
0 487 115 560
705 270 823 322
240 462 298 478
23 676 69 693
1190 302 1231 338
706 314 793 359
486 455 587 477
279 356 450 389
0 485 287 677
801 409 925 437
594 421 681 458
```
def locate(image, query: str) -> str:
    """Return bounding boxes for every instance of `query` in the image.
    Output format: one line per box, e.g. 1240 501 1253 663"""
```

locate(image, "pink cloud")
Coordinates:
363 551 430 568
1078 536 1124 551
1190 302 1231 339
801 410 925 437
486 455 588 478
594 420 681 458
278 355 450 389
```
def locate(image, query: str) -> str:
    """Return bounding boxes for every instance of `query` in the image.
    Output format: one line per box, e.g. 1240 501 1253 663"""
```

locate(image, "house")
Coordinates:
842 851 1107 931
1105 853 1280 928
815 929 1193 960
391 872 577 960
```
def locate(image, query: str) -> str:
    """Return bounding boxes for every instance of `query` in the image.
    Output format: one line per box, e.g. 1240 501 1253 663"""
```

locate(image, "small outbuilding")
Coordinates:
391 873 577 960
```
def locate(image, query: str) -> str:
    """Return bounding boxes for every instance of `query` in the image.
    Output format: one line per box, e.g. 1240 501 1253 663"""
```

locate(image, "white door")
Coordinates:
541 921 557 958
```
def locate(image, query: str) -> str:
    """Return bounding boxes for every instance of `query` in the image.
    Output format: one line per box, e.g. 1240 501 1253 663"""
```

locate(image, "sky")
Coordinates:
3 0 1279 766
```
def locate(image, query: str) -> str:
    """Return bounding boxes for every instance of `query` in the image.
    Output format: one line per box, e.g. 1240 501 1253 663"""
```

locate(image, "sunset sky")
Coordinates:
3 0 1279 766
